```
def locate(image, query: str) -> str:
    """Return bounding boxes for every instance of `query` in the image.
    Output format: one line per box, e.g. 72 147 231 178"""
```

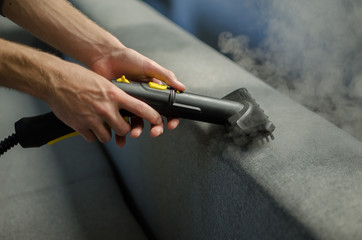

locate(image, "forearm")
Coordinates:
2 0 123 67
0 38 64 100
0 0 184 146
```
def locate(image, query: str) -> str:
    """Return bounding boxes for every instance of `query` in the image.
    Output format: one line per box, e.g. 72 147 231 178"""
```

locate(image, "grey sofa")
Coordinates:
1 0 362 239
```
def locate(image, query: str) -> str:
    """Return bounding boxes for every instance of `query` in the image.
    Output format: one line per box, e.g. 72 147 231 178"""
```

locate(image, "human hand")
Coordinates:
89 46 186 146
1 0 185 147
46 57 178 147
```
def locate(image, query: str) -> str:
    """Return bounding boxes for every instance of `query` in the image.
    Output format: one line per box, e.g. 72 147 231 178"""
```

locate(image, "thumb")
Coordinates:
145 60 186 91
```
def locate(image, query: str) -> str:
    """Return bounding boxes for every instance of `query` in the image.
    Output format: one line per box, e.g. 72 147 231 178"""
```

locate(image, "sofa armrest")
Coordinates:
73 0 362 239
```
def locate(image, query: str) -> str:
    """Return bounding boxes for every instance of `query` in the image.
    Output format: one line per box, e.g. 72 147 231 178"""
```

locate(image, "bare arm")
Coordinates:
0 39 55 100
0 38 164 144
0 0 185 146
2 0 121 67
2 0 185 88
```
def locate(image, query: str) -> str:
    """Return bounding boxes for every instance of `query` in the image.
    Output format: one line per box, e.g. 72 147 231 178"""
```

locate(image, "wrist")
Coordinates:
85 34 126 68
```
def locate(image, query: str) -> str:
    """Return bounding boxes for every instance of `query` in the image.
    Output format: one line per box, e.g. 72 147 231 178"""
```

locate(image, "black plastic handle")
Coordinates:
15 81 246 148
113 80 245 125
15 112 74 148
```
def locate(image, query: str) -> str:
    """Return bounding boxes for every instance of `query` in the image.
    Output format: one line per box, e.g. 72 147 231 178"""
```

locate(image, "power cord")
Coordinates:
0 133 19 156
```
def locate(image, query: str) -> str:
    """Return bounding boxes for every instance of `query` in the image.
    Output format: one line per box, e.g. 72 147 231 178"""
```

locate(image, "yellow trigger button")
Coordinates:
148 82 167 90
116 75 130 84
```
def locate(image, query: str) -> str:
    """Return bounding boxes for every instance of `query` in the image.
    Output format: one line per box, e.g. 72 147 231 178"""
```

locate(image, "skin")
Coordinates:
0 0 186 147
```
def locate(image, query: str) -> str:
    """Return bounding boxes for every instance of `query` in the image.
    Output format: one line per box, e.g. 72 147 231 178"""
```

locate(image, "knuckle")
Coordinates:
132 102 147 116
92 124 112 143
113 119 130 136
131 103 160 124
84 116 97 129
119 123 130 136
72 122 87 133
78 130 96 142
151 114 161 125
167 70 176 80
99 133 112 143
106 88 119 102
96 105 110 117
85 136 97 143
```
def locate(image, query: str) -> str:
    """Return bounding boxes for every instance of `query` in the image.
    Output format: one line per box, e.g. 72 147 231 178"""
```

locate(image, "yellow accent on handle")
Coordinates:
116 75 130 83
47 132 80 145
148 82 167 90
123 116 130 123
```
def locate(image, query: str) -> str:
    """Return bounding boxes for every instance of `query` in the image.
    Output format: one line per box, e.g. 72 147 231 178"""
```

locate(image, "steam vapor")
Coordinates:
219 0 362 141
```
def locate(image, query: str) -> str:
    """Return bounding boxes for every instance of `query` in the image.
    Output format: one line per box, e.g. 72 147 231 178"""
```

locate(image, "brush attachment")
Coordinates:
222 88 275 146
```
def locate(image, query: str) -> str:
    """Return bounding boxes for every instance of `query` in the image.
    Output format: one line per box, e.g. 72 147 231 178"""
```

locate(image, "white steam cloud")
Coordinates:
219 0 362 141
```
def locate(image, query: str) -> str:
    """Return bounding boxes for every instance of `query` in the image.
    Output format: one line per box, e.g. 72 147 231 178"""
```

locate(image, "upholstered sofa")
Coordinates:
1 0 361 239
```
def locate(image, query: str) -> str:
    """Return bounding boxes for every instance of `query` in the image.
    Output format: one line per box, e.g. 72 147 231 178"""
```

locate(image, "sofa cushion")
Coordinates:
73 0 362 239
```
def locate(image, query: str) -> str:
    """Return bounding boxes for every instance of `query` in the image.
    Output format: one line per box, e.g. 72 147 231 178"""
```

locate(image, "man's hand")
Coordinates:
45 54 185 148
1 0 186 147
89 46 186 146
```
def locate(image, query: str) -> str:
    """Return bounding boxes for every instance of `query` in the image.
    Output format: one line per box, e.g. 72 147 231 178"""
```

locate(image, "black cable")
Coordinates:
0 133 18 156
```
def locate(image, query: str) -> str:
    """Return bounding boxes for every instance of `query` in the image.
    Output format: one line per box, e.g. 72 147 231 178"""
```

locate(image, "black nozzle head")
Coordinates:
223 88 275 146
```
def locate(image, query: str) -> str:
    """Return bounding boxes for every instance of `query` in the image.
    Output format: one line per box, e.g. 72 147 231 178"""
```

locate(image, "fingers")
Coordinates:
74 87 180 147
77 118 126 144
150 121 164 138
85 112 179 148
92 123 112 143
105 111 130 139
118 48 186 91
79 129 97 143
145 59 186 92
129 116 144 138
166 117 180 130
152 78 163 85
95 90 163 145
115 134 126 147
114 116 155 148
119 91 163 126
82 48 185 146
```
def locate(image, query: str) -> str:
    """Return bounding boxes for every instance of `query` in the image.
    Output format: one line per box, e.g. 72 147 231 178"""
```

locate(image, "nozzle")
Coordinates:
223 88 275 145
114 79 275 146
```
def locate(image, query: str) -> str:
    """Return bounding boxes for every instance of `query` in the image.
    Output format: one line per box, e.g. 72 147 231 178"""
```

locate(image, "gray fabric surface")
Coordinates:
72 0 362 239
0 19 148 240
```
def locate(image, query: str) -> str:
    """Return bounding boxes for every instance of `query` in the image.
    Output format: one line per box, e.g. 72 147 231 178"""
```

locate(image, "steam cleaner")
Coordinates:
0 76 275 156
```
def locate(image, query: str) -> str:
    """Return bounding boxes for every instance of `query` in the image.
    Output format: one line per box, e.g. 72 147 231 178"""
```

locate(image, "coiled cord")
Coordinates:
0 133 19 157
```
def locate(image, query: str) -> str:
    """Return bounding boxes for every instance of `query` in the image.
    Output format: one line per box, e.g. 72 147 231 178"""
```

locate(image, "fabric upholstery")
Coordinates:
72 0 362 239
